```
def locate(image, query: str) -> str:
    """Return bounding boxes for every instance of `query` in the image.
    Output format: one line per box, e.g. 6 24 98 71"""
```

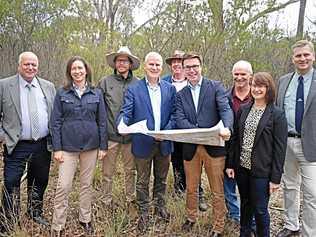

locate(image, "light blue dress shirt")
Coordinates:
19 75 49 140
188 77 203 112
284 69 313 134
146 78 161 131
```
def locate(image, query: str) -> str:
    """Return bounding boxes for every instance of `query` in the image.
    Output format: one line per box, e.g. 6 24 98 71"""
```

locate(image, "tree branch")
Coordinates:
241 0 299 30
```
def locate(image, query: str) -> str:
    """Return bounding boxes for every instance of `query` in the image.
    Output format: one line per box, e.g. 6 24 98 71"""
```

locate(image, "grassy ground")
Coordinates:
0 153 286 237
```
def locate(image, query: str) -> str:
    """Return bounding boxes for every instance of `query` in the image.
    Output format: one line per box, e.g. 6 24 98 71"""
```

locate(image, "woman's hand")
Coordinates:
226 168 235 179
54 151 64 163
269 182 280 194
98 150 107 160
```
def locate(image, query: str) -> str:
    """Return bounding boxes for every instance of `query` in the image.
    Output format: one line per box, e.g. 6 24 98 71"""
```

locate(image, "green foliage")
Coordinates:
0 0 312 84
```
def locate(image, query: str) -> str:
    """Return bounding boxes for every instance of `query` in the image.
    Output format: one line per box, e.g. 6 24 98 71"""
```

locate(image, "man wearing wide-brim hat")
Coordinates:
98 46 139 211
162 50 208 212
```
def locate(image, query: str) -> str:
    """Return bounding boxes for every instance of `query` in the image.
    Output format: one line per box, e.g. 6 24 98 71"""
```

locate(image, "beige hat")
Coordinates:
106 46 140 70
165 50 185 65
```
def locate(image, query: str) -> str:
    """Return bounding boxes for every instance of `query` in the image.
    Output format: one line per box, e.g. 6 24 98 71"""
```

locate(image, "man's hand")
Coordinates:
226 168 235 179
269 182 280 194
219 128 231 141
98 150 107 160
54 151 64 163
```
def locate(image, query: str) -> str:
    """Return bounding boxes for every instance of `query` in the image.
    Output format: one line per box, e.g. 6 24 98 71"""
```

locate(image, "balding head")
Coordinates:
232 60 252 90
18 51 39 82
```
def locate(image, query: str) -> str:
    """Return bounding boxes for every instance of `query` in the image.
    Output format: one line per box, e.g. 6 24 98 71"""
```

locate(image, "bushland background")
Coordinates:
0 0 314 236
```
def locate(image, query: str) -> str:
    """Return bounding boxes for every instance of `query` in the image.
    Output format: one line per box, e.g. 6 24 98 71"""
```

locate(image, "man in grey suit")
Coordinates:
276 40 316 237
0 52 56 232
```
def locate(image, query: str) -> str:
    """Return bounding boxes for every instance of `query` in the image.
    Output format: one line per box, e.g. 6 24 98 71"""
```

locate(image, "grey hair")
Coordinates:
144 52 163 65
232 60 253 74
18 51 38 65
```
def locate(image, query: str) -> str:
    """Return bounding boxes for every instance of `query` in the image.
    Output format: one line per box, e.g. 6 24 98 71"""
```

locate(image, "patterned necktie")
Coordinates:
295 76 304 134
26 83 40 140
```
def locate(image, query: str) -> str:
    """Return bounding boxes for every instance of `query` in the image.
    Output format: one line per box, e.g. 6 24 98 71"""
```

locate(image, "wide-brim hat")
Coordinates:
106 46 140 71
165 50 185 65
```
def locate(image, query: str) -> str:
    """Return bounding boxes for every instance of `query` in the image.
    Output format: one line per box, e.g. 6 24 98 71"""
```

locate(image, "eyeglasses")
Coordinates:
183 64 200 71
116 59 130 65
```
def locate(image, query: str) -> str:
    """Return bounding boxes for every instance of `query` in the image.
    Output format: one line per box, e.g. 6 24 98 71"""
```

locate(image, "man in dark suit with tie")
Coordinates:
0 52 56 232
176 53 233 237
118 52 176 232
276 40 316 237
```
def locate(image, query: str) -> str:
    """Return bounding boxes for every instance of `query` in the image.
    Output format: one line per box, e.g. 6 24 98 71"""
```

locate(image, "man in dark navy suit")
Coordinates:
118 52 176 232
176 53 233 237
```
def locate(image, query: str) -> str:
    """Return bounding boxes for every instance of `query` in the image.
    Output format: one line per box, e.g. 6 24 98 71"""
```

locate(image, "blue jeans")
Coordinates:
236 166 270 237
1 139 51 224
224 174 240 221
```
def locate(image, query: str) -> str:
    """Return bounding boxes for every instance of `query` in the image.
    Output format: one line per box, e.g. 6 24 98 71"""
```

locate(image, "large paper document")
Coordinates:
118 119 225 146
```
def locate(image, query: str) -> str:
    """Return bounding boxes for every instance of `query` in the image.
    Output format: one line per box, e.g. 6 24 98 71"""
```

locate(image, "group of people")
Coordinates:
0 39 315 237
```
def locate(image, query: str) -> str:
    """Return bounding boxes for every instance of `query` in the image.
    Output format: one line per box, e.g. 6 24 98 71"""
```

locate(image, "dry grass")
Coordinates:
0 153 286 236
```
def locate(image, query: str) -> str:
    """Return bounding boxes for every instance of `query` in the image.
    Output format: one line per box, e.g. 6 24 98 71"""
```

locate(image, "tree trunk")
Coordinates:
296 0 307 38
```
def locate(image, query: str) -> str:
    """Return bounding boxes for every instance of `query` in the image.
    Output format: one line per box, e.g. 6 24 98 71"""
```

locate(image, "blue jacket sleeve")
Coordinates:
97 89 108 150
50 90 63 151
117 86 134 127
215 82 234 130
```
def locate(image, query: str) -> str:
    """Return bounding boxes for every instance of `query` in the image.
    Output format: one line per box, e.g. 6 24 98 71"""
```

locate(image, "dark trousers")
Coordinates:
134 144 170 215
1 139 51 224
236 166 270 237
171 142 204 197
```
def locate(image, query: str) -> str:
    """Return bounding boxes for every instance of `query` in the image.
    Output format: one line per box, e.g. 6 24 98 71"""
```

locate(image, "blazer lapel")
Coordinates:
8 75 22 121
253 104 273 147
37 77 53 118
183 86 196 116
239 104 251 144
197 78 209 115
140 79 154 117
278 73 293 109
304 68 316 116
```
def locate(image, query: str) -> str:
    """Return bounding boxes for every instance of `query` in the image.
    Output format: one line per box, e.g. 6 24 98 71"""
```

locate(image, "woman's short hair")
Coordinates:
64 56 92 89
251 72 276 104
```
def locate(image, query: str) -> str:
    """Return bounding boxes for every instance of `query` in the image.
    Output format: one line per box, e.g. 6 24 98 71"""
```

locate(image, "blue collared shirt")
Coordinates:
145 78 161 131
19 75 49 140
188 77 203 112
284 68 313 133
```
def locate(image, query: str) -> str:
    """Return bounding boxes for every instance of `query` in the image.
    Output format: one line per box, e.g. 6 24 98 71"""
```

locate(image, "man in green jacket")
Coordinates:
99 46 139 209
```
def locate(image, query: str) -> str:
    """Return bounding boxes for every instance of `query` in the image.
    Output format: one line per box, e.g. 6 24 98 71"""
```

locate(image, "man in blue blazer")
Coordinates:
176 53 233 237
118 52 176 232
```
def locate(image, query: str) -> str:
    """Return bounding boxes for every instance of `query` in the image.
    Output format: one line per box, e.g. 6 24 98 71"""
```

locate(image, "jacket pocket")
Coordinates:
87 96 100 104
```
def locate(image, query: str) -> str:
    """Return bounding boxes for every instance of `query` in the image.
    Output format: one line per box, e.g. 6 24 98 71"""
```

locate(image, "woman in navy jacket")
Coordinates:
226 72 287 237
50 56 107 235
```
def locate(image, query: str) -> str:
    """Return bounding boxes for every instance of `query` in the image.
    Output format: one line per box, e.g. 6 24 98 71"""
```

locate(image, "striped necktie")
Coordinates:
26 83 41 140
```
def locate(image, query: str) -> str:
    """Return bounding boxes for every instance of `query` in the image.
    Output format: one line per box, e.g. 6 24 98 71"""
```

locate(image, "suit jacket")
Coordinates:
276 68 316 162
0 74 56 154
175 77 234 160
118 78 176 158
226 103 288 184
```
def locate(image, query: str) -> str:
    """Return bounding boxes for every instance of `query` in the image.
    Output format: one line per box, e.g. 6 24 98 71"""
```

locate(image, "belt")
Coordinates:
288 133 301 138
20 136 47 144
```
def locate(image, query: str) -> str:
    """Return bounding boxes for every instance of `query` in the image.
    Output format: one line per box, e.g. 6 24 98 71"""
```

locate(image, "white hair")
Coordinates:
18 51 38 65
144 52 163 65
232 60 253 74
